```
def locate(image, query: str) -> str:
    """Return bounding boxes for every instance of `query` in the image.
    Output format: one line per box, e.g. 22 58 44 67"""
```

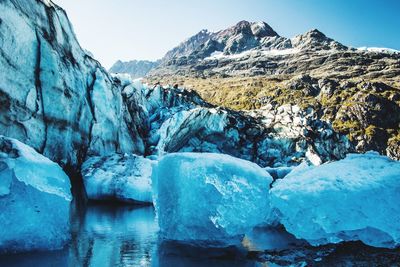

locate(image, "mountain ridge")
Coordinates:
141 20 400 160
112 20 399 80
109 59 160 78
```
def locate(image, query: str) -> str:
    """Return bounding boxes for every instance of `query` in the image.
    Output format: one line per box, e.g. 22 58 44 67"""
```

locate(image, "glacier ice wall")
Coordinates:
0 0 145 168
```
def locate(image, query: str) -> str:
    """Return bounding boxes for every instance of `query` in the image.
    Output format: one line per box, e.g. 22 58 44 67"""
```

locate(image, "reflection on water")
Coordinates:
0 204 261 267
69 204 159 267
1 203 400 267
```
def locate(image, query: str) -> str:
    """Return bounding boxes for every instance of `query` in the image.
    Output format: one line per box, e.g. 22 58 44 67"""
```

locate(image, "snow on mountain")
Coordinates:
109 60 160 79
204 48 300 61
357 47 400 54
148 21 400 82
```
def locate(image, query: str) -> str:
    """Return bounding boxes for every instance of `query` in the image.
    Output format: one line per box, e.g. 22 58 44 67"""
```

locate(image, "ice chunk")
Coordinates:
82 154 154 204
152 153 273 247
271 152 400 248
0 136 72 252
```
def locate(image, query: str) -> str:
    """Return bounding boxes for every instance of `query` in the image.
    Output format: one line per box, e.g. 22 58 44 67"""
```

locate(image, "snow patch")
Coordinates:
204 48 299 60
357 47 399 54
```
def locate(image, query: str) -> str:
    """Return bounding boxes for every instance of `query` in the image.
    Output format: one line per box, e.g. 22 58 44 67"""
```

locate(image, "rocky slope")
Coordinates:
145 21 400 160
118 77 351 167
148 20 399 80
0 0 370 176
109 59 160 78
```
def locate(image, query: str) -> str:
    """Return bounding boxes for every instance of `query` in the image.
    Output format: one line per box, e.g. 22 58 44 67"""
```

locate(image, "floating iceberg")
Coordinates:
271 152 400 248
152 153 273 247
82 154 153 204
0 136 72 253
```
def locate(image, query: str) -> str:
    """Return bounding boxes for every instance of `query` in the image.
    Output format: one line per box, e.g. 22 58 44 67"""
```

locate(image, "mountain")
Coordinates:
147 21 398 79
0 1 352 174
1 0 400 259
145 21 400 159
109 59 160 78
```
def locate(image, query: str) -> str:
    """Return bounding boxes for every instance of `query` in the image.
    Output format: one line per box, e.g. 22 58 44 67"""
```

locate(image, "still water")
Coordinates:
0 204 261 267
1 203 399 267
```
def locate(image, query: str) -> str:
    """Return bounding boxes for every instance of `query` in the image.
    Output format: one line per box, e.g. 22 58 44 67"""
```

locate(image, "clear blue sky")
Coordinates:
53 0 400 69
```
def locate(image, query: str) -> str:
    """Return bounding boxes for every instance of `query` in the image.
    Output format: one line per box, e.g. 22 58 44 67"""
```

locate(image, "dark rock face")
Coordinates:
291 29 346 51
289 75 320 96
343 93 400 129
335 92 400 155
387 138 400 160
109 60 160 78
129 82 352 167
318 78 339 97
163 29 214 62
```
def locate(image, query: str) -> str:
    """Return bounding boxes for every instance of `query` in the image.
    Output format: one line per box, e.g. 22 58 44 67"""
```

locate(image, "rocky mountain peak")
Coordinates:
163 28 213 61
109 59 160 78
292 28 347 51
250 21 279 38
216 20 278 40
304 29 327 39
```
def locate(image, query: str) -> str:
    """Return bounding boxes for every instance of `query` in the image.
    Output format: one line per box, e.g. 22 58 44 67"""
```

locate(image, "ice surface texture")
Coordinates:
0 136 72 252
0 0 145 167
152 152 273 247
271 152 400 248
82 154 153 204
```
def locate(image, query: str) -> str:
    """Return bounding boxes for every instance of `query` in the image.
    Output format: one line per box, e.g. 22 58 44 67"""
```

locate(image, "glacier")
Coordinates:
0 0 146 168
0 136 72 253
270 151 400 248
1 0 399 259
152 152 273 247
81 154 153 204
